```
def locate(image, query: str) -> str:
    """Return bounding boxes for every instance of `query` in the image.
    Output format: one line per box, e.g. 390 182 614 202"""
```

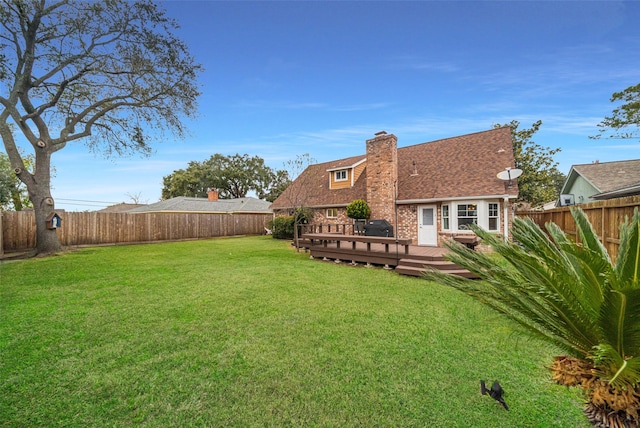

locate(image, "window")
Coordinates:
457 203 477 229
326 208 338 218
488 203 499 231
442 204 450 230
334 170 348 181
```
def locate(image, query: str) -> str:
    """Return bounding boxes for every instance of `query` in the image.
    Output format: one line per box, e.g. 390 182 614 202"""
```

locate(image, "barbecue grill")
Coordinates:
364 219 394 237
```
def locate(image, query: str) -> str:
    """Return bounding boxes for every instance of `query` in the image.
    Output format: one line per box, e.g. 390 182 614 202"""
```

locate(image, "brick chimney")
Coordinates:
366 131 398 226
207 189 219 201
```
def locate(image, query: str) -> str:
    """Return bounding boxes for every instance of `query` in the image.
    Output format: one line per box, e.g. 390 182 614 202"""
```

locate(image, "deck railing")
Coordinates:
299 223 358 236
300 232 412 267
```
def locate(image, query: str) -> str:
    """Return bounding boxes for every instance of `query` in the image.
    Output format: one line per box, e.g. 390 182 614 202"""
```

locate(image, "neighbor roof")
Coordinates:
270 127 517 210
568 159 640 199
127 196 272 213
98 203 146 213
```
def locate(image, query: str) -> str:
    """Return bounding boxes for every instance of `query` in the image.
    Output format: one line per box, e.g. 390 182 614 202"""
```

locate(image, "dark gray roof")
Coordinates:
126 196 272 213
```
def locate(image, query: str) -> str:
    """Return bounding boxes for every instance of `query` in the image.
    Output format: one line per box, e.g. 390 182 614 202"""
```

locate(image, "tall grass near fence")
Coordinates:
0 236 588 426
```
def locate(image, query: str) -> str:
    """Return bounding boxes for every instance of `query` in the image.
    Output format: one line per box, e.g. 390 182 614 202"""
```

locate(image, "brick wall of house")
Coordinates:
366 132 398 227
312 208 350 225
396 205 416 241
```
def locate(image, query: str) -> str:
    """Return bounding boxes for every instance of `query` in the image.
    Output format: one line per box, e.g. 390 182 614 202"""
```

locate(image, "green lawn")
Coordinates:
1 236 588 427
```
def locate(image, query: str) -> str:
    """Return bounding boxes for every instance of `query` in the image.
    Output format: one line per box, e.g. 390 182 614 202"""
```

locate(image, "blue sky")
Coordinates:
46 0 640 210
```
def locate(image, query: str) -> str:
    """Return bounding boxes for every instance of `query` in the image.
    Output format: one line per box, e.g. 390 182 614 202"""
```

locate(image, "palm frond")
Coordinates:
615 208 640 290
422 264 591 355
571 207 612 264
431 229 600 356
591 344 640 388
600 288 640 360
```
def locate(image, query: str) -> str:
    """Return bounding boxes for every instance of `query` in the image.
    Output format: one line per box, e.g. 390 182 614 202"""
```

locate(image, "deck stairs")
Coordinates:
395 254 478 278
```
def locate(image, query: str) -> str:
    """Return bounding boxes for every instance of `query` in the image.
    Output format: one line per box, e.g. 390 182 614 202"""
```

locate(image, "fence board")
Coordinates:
1 211 272 253
518 195 640 262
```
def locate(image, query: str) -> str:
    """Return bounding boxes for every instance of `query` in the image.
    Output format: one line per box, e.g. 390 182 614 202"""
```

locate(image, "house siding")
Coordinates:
565 175 600 204
330 169 352 190
353 162 366 183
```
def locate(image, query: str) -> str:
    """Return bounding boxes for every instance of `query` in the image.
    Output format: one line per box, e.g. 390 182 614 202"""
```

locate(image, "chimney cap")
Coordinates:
374 130 387 136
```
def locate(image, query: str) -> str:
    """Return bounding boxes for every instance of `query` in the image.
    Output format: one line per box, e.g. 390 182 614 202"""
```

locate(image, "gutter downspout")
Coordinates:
503 196 509 242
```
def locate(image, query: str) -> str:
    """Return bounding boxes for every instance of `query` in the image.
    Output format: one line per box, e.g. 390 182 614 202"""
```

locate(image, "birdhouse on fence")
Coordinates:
46 212 62 229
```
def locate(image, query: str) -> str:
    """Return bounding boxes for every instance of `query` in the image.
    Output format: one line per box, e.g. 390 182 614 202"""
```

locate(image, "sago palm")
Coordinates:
423 207 640 427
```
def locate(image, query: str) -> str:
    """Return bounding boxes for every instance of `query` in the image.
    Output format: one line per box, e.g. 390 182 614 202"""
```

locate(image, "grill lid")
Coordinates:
364 219 394 237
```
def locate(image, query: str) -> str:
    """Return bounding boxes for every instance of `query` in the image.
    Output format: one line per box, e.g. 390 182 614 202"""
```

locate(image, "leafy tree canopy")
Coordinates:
494 120 565 207
592 83 640 141
162 153 290 202
0 0 201 254
0 151 33 210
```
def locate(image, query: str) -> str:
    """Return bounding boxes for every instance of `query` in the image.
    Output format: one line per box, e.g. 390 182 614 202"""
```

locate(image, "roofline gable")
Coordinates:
560 166 602 195
326 157 366 172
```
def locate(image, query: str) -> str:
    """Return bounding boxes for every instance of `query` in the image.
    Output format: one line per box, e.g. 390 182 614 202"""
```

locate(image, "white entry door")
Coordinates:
418 205 438 246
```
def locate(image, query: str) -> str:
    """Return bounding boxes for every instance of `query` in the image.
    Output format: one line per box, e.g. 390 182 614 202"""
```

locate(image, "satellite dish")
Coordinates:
496 168 523 181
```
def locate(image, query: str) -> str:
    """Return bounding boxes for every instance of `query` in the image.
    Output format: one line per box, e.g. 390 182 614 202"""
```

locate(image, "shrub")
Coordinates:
346 199 371 219
269 216 294 239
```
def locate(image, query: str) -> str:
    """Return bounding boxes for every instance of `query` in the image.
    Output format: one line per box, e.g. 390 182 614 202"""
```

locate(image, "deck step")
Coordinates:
398 258 459 270
396 257 478 279
395 265 478 279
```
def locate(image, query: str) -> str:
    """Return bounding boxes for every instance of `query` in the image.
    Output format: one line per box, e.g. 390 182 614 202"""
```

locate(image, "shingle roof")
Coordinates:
98 203 146 213
397 127 516 201
126 196 272 213
270 127 517 210
271 155 367 209
571 159 640 196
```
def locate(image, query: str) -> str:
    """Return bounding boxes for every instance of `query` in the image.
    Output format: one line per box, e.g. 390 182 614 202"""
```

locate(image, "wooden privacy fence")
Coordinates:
517 195 640 262
1 211 273 254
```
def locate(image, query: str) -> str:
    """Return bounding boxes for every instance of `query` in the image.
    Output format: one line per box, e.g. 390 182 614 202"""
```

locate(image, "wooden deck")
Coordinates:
300 233 477 278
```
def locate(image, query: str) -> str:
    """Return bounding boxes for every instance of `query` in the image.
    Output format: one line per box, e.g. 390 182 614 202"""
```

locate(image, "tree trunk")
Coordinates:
30 148 62 255
33 193 62 254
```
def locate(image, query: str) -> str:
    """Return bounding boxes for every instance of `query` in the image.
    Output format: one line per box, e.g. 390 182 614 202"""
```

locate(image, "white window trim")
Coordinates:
441 204 450 231
488 202 500 231
326 208 338 218
451 201 500 233
334 170 348 182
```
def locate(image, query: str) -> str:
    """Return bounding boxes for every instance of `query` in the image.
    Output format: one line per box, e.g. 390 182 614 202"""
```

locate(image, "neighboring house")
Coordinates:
127 190 273 214
559 159 640 205
99 203 146 213
270 127 519 246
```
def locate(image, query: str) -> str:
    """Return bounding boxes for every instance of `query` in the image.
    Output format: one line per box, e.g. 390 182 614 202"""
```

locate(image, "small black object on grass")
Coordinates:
480 380 509 410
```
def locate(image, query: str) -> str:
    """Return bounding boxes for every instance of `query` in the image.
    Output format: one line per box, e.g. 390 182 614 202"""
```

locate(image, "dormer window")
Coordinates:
334 170 348 181
327 158 365 190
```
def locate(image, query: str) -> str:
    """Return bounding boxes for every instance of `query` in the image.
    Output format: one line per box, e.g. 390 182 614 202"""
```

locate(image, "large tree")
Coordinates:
0 0 201 254
161 153 290 202
592 83 640 141
495 120 565 207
